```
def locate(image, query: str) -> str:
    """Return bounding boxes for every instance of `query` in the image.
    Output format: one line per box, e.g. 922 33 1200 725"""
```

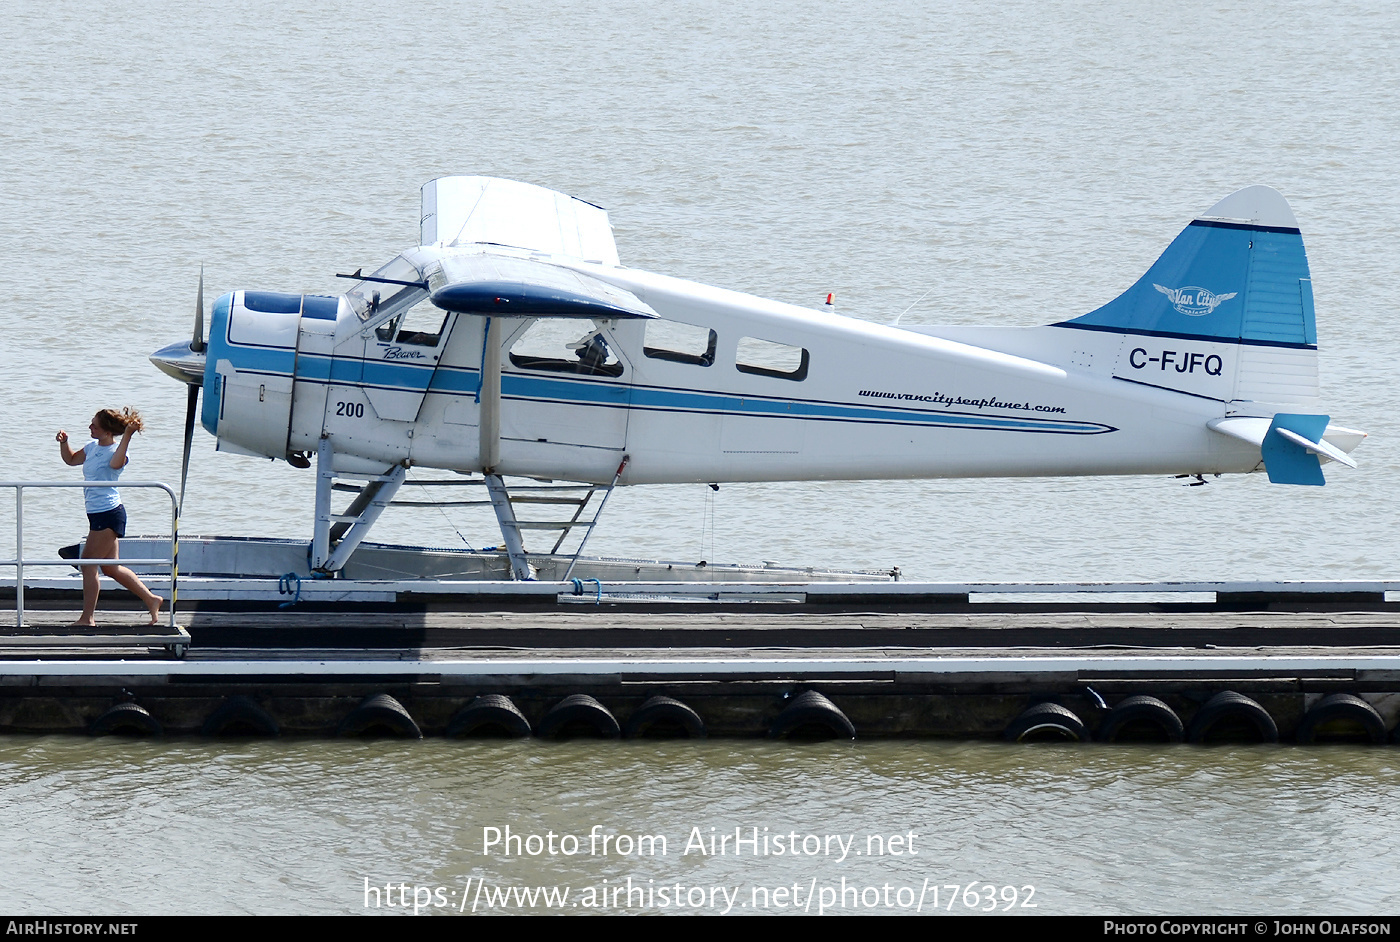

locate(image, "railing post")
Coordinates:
14 485 22 628
169 488 179 629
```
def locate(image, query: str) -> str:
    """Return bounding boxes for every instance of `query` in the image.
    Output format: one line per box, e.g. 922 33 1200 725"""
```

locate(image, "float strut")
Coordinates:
312 436 334 571
485 474 532 581
324 466 407 572
561 455 629 581
311 435 407 574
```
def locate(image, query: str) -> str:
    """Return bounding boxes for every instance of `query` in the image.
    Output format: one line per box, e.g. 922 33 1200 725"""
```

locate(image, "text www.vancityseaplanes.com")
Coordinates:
362 826 1038 914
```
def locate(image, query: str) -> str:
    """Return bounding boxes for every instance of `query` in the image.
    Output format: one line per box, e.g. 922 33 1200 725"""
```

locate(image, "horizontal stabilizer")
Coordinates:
1208 413 1360 485
1318 424 1367 455
421 177 620 265
1273 427 1357 469
426 255 657 319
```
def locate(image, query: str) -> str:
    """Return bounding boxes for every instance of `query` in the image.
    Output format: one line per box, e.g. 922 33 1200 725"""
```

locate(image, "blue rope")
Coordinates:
570 578 603 603
474 316 491 404
278 572 302 609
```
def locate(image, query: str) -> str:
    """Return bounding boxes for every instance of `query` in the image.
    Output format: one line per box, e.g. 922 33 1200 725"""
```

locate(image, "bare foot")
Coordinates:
146 596 166 626
67 619 97 628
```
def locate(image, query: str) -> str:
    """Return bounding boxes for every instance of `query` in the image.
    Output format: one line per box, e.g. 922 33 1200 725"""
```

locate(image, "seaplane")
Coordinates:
150 177 1365 581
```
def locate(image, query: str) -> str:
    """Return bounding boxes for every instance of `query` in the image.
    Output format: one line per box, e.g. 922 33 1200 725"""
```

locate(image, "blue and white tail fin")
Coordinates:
1057 186 1315 349
1056 186 1364 484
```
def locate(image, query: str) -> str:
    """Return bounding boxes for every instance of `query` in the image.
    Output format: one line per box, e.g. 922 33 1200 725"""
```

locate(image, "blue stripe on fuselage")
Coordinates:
291 352 480 395
505 374 1111 434
210 332 1110 436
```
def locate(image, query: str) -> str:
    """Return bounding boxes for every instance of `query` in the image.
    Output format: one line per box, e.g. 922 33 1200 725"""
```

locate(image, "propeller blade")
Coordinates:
179 384 198 515
192 265 206 354
178 270 207 518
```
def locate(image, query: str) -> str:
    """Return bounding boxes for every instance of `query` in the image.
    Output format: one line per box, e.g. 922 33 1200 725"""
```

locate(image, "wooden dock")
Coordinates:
2 580 1399 742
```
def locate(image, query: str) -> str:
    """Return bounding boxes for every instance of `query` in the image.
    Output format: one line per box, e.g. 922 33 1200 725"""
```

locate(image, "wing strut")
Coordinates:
479 317 502 472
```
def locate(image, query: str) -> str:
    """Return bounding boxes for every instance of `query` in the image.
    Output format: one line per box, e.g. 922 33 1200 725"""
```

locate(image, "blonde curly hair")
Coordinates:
95 407 144 437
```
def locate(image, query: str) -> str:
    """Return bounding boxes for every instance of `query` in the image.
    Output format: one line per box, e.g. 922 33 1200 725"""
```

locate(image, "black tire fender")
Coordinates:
536 694 620 740
1097 695 1184 743
1187 691 1278 744
623 695 706 739
90 702 162 737
1296 693 1386 744
337 693 422 739
446 695 532 739
769 690 856 740
1004 702 1089 743
201 696 280 737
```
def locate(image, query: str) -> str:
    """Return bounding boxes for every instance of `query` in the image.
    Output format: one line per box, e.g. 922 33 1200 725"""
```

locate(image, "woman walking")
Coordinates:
55 408 164 626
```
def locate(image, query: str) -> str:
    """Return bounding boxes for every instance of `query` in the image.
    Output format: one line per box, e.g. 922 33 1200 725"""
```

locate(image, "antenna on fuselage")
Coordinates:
891 286 935 327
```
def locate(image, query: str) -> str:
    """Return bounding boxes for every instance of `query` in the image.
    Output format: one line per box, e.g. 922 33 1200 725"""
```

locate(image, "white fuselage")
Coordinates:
201 252 1287 486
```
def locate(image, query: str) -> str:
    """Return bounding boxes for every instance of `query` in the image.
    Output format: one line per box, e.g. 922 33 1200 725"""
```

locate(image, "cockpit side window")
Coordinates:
375 297 450 347
508 318 624 377
736 337 810 381
643 319 717 367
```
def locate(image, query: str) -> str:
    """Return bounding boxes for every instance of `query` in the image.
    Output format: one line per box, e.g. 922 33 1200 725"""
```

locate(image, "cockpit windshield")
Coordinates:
345 254 428 325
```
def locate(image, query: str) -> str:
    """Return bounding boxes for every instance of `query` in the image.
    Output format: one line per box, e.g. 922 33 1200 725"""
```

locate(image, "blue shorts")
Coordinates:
86 505 127 538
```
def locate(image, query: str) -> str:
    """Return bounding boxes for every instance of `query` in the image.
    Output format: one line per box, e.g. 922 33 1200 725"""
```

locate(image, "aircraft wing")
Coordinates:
420 176 620 266
425 254 657 319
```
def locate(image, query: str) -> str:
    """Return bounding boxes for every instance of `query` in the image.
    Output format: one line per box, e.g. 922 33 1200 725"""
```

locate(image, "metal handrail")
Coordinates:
0 481 179 629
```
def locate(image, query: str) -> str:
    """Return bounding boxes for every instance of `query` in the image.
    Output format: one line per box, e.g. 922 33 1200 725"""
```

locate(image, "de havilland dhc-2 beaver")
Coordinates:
150 177 1365 579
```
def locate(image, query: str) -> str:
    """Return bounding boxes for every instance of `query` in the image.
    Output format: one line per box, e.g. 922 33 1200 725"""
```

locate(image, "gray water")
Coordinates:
1 0 1398 915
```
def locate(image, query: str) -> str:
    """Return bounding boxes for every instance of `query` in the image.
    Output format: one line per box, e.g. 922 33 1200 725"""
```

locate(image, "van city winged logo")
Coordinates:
1153 284 1238 317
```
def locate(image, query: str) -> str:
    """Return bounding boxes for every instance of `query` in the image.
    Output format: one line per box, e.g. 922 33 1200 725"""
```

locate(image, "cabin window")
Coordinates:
373 297 449 347
736 337 809 381
508 318 624 377
643 320 717 367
